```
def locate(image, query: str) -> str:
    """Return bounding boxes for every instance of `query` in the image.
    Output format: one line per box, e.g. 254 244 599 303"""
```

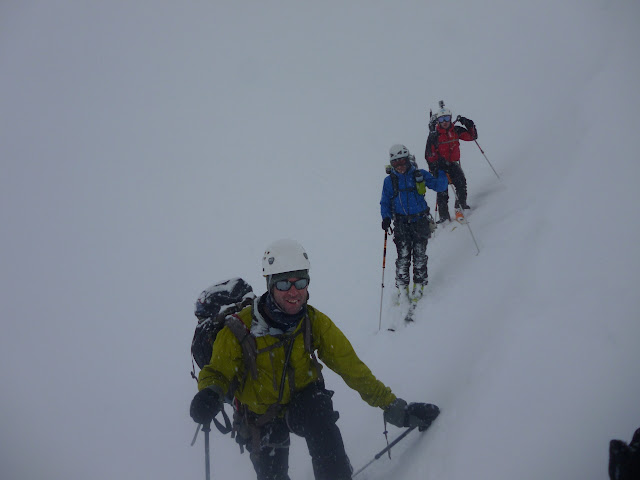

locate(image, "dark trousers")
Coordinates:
393 215 430 286
248 383 352 480
434 161 467 217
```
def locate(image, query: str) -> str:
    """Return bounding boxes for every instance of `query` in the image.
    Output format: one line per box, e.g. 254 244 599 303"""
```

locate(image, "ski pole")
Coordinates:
474 140 500 179
450 185 480 256
378 230 389 331
203 422 211 480
453 114 499 179
352 426 417 477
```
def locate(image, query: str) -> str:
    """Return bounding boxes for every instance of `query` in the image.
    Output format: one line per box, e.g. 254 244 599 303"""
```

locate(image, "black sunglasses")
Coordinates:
274 278 309 291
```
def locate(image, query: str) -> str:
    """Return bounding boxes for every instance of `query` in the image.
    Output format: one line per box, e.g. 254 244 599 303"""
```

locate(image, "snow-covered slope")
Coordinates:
1 2 639 479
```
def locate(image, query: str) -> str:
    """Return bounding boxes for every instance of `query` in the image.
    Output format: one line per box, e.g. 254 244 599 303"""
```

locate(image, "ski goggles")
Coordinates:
390 157 408 167
274 278 309 291
437 115 452 123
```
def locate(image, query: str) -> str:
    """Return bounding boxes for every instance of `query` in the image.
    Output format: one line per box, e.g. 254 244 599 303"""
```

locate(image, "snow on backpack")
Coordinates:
190 277 256 376
190 277 260 438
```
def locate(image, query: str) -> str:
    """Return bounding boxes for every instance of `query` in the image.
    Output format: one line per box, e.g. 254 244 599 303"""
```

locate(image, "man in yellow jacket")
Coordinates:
190 239 440 480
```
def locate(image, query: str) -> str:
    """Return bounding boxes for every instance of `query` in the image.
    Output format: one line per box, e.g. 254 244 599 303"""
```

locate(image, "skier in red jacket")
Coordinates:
425 106 478 223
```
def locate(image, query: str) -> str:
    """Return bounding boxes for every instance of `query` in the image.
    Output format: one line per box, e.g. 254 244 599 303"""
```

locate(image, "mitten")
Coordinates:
190 388 222 424
459 116 474 129
384 398 440 429
405 402 440 429
384 398 408 428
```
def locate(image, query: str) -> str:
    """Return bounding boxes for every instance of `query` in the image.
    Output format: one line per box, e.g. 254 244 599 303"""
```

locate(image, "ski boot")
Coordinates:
394 285 410 305
455 198 470 210
411 284 425 303
436 212 450 224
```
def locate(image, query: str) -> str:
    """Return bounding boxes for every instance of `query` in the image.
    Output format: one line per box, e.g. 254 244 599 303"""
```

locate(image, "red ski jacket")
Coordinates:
425 123 477 166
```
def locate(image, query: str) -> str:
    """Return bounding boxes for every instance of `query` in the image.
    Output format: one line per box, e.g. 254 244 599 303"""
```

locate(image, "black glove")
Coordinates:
382 217 391 232
190 388 222 424
384 398 440 429
436 156 448 172
384 398 407 427
406 402 440 429
458 116 474 129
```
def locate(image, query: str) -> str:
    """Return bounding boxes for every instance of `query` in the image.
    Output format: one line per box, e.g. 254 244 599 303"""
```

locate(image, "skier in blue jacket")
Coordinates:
380 144 448 302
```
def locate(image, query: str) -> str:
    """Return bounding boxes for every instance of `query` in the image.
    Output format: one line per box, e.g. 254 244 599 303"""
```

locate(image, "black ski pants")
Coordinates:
433 161 467 218
393 214 430 287
248 382 352 480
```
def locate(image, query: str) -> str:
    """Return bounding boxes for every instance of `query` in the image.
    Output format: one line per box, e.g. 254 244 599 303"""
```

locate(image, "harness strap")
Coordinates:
394 211 429 224
254 329 299 428
254 313 322 426
303 314 324 384
227 311 324 452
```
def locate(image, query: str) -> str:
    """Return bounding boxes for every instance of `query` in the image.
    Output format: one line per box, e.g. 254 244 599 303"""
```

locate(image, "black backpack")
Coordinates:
191 277 256 374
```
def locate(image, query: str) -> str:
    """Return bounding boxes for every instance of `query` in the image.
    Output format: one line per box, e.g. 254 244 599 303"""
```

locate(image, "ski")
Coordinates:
387 297 410 331
387 286 425 330
404 292 425 322
387 294 420 330
404 301 418 322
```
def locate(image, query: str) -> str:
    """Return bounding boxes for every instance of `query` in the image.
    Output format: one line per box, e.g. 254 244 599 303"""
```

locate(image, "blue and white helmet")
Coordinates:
435 107 452 122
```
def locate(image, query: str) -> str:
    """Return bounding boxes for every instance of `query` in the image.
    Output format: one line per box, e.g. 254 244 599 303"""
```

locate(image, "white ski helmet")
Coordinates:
389 144 410 162
262 239 310 277
435 107 452 121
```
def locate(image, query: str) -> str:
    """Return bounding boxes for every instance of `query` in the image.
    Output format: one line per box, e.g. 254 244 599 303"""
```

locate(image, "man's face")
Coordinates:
271 276 308 315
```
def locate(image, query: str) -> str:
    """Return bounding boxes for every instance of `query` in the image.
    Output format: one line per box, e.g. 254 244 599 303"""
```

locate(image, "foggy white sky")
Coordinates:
1 1 639 479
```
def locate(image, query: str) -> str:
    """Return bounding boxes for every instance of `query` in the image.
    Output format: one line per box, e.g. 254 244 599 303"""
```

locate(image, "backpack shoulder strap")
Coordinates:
427 130 439 151
389 172 399 200
388 172 399 217
224 313 258 381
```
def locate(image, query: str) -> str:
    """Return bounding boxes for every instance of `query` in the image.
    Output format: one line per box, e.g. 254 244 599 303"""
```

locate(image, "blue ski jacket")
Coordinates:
380 165 448 220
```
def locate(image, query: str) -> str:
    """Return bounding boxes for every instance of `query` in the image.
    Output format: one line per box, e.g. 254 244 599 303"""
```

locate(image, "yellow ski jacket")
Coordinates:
197 302 396 415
